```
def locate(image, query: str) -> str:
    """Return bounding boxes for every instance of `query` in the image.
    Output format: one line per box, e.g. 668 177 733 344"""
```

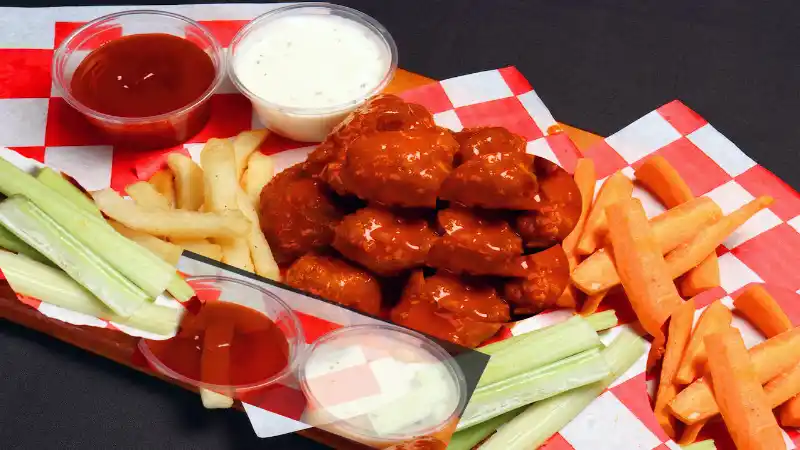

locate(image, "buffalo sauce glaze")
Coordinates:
70 34 216 147
145 301 289 387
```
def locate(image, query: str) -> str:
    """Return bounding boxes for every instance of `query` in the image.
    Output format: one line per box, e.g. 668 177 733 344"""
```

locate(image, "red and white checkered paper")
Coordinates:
2 3 800 448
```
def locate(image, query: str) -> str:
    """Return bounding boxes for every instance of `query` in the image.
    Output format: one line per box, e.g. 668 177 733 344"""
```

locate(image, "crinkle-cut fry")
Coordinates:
734 284 793 339
107 220 182 266
233 129 269 180
571 196 721 295
148 169 176 208
125 181 171 211
605 198 684 340
665 197 774 280
166 153 204 211
576 171 633 255
635 155 721 298
675 300 733 385
92 189 250 239
654 298 695 440
669 326 800 424
705 328 785 450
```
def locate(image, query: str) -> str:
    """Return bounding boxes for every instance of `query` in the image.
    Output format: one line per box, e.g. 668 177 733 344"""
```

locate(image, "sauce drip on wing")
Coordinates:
333 207 438 276
339 128 458 207
427 208 524 277
285 254 382 316
258 165 343 265
439 152 540 210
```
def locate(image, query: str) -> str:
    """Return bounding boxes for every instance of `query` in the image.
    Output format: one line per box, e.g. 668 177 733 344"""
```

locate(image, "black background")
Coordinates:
2 1 799 449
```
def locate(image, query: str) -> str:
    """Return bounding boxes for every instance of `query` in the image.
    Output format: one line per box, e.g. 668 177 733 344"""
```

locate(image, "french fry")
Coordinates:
576 171 633 255
149 169 176 208
635 155 720 297
200 319 235 409
107 220 182 266
233 129 269 180
243 151 275 205
125 181 171 210
605 198 683 340
201 138 254 272
166 153 204 211
93 189 250 239
237 189 280 280
705 328 785 450
572 196 722 295
169 238 223 262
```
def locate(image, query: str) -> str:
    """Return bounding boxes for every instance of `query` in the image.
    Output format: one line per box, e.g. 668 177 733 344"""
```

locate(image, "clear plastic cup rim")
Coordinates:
138 275 306 393
52 9 226 126
297 323 468 441
228 2 399 117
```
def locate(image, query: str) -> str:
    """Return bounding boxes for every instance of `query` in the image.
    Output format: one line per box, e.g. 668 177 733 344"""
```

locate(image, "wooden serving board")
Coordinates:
0 69 603 450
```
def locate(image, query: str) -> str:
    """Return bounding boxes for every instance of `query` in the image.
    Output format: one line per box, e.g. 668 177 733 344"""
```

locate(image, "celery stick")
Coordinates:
459 348 610 430
0 222 51 265
0 196 150 317
0 250 180 335
477 316 601 387
478 329 646 450
480 312 617 356
0 157 192 300
447 410 521 450
682 440 716 450
36 167 102 217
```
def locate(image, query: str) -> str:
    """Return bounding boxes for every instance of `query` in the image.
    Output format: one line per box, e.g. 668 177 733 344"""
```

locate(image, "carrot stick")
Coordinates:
571 196 721 295
579 291 607 316
765 362 800 407
576 171 633 256
780 395 800 428
675 300 733 385
665 197 774 280
734 284 793 338
648 331 667 373
557 159 597 309
669 326 800 424
605 198 684 340
635 155 720 297
654 298 695 439
678 418 709 446
704 328 785 450
635 154 694 208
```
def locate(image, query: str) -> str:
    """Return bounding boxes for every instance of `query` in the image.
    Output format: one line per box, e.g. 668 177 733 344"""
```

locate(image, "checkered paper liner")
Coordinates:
1 3 799 448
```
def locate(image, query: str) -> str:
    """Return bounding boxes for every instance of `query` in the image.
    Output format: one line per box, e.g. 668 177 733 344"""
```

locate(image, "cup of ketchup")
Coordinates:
52 10 226 149
139 276 305 397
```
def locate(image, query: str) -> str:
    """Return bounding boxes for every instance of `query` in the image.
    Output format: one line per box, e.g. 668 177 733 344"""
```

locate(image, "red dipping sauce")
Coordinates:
145 301 290 388
54 11 224 149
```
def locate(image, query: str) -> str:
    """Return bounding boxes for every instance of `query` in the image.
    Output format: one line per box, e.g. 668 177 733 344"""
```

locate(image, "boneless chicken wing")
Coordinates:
454 127 526 165
516 158 582 247
439 152 540 210
390 271 507 348
285 254 382 316
504 244 571 314
339 128 459 207
258 165 343 265
332 207 438 276
427 208 524 277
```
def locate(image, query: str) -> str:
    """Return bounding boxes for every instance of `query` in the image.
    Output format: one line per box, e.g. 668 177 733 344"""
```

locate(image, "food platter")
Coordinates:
3 4 800 450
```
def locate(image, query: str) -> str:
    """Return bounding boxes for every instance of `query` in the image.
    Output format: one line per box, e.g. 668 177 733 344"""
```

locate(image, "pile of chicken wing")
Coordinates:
259 95 581 348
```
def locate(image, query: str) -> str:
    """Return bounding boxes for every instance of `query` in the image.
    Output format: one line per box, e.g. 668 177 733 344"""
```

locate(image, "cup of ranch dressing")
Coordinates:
229 3 398 142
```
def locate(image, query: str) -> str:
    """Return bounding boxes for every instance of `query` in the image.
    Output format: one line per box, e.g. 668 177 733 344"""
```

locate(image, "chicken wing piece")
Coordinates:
504 244 571 314
390 271 505 348
516 158 582 248
332 207 438 276
427 208 524 277
420 272 510 322
306 94 435 182
258 165 344 265
285 254 382 316
339 128 459 207
454 127 526 165
439 152 540 210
